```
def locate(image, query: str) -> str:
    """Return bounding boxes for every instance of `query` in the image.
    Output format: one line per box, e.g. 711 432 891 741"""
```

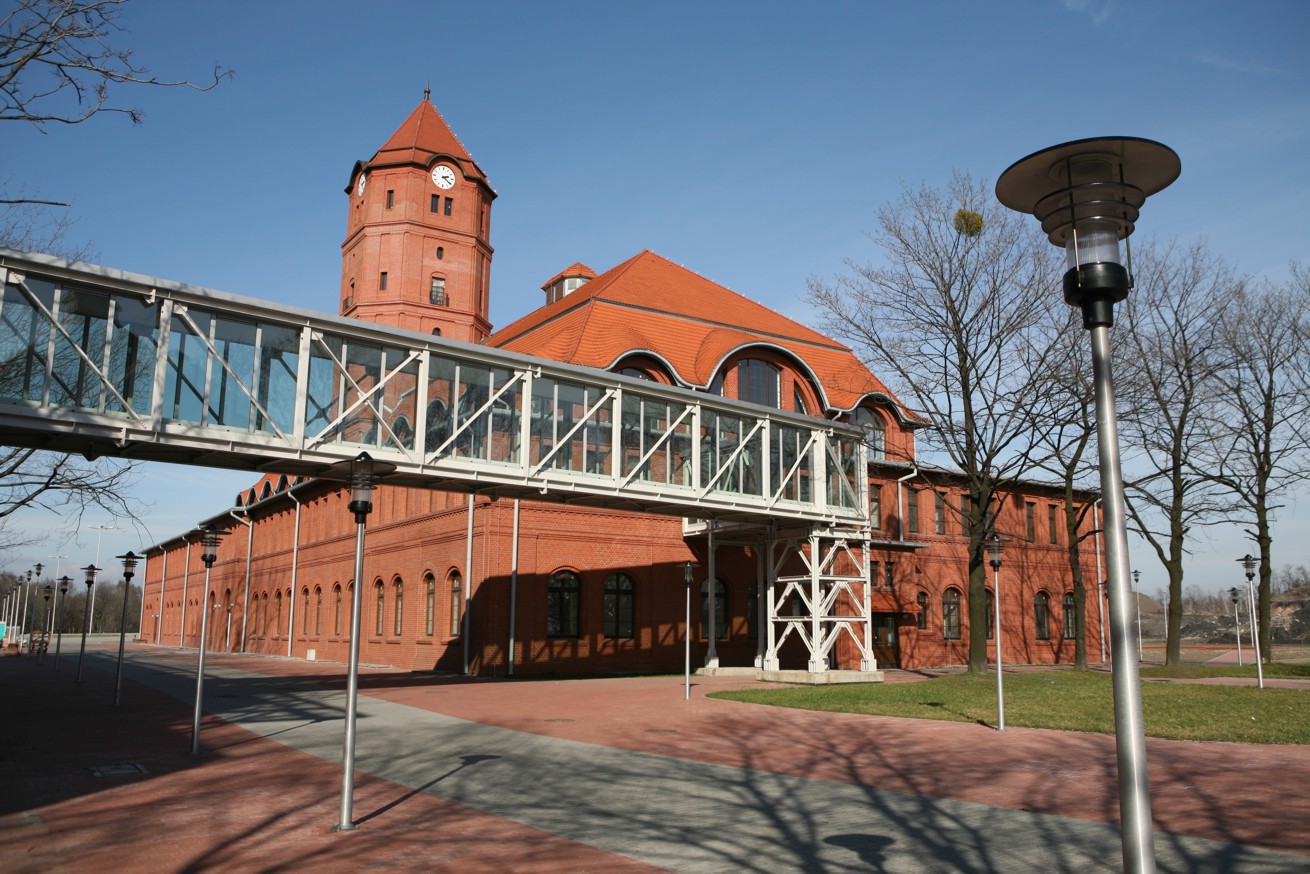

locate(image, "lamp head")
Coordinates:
58 576 71 594
43 584 52 599
81 564 98 586
1238 553 1257 577
996 137 1180 327
986 532 1003 568
116 550 140 577
1229 587 1240 604
331 452 397 522
683 560 694 585
194 525 227 568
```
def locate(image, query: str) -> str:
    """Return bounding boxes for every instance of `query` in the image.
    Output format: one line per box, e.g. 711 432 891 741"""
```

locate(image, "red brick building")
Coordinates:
139 97 1104 675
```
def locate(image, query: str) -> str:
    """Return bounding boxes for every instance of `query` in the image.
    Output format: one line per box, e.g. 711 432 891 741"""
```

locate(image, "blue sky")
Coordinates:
4 0 1308 596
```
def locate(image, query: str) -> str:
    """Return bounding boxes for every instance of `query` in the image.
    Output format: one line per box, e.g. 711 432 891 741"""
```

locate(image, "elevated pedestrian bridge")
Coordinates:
0 249 868 529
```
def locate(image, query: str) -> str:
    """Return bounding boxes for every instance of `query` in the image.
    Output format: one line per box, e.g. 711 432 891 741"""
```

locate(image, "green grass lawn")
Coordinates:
710 669 1310 745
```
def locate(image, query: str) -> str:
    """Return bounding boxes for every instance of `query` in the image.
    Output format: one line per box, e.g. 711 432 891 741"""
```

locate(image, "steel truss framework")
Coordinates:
763 529 876 673
0 249 869 530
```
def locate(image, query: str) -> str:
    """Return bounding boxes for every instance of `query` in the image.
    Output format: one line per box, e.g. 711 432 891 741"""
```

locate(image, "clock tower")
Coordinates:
341 94 495 342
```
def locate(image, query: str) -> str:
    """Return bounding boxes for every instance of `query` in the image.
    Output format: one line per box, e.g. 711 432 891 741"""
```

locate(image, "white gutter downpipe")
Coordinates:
179 536 193 647
287 488 303 658
137 552 150 643
463 495 474 675
508 499 520 676
229 509 253 652
895 466 919 540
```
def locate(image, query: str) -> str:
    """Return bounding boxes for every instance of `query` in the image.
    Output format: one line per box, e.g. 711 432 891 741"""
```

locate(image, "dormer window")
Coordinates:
852 407 886 460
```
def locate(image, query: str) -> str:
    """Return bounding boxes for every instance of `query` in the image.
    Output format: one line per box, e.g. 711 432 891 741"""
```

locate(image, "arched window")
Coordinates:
425 574 436 637
262 592 271 636
449 572 462 637
333 585 343 636
942 588 961 640
619 367 651 381
737 359 780 408
393 578 404 636
275 590 283 638
852 407 887 460
1062 592 1076 640
313 586 323 636
301 587 310 635
375 581 386 637
1034 591 1051 641
916 591 929 630
701 579 728 640
548 571 582 638
603 573 635 639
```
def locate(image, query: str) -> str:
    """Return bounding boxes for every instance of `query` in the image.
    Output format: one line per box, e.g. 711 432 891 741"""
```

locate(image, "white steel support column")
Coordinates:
860 540 876 671
763 537 781 671
705 524 719 669
808 532 825 673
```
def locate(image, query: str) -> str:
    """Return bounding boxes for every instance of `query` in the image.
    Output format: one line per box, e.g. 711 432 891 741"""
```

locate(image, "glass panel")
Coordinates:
426 355 456 453
106 295 159 416
0 279 57 402
207 316 257 429
50 284 110 410
165 310 209 424
304 334 343 438
256 324 300 435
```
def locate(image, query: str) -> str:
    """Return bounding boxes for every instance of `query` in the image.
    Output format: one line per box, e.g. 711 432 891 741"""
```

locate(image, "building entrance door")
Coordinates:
873 613 899 668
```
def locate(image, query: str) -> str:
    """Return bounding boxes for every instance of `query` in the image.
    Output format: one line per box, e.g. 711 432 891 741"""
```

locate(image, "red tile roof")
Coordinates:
488 250 913 416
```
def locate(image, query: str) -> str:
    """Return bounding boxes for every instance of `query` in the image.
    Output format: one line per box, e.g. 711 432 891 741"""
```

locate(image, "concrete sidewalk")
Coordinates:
2 646 1308 873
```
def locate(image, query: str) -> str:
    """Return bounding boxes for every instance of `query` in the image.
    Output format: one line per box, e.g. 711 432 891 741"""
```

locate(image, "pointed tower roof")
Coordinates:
359 95 489 185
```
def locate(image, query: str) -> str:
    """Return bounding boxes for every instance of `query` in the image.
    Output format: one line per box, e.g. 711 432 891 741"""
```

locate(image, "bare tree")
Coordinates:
1030 307 1103 668
1 0 231 133
1 0 229 553
1204 269 1310 662
1119 240 1239 666
0 447 144 550
809 172 1061 672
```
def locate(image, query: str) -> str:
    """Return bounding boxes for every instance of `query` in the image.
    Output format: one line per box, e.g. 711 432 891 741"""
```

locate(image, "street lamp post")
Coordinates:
684 560 694 702
998 136 1180 874
114 551 139 706
39 585 52 661
53 576 70 672
1239 554 1264 689
1229 587 1243 666
191 525 227 754
75 564 97 682
987 533 1005 732
333 452 395 832
1132 569 1143 662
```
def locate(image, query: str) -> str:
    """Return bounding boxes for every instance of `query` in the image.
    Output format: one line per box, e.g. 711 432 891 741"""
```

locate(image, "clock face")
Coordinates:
431 164 457 189
357 173 367 197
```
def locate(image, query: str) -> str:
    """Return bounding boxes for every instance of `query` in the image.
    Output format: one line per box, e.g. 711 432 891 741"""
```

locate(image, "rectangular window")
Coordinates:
379 271 388 291
386 189 394 209
960 494 972 537
1026 502 1036 541
431 194 439 213
871 561 881 587
430 276 446 306
935 492 946 535
906 489 920 534
1048 505 1059 544
884 561 894 589
870 485 881 528
444 197 453 216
